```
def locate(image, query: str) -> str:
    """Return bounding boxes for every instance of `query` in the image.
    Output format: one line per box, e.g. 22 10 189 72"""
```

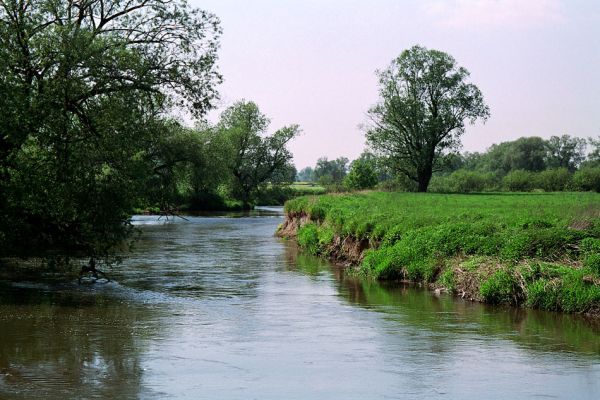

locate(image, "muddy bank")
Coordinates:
277 211 372 266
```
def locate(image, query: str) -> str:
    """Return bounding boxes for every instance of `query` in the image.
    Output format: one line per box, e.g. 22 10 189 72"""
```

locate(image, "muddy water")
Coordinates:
0 207 598 399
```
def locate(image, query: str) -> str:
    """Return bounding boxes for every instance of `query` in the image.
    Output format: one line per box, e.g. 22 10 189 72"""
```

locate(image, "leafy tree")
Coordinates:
475 137 547 174
145 123 229 210
344 157 379 190
218 101 299 208
585 136 600 167
505 137 548 172
545 135 586 171
313 157 349 186
297 167 315 182
366 45 489 192
0 0 221 262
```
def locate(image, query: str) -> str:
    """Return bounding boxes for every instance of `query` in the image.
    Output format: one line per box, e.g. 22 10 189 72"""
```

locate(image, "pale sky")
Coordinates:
192 0 600 169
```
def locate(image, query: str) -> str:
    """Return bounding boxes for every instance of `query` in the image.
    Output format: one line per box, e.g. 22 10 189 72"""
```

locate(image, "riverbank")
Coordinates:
277 192 600 317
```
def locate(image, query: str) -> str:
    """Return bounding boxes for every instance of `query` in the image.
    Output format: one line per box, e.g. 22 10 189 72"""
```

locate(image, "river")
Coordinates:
0 207 598 399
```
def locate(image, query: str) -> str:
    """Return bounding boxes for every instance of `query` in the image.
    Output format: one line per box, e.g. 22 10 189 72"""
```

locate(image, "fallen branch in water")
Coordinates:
79 258 110 284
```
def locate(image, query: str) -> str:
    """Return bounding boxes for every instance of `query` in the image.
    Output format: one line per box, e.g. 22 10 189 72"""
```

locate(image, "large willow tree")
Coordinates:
366 46 490 192
0 0 221 263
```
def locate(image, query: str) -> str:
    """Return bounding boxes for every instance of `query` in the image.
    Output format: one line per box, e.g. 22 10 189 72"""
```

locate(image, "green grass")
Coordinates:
289 182 327 195
284 192 600 314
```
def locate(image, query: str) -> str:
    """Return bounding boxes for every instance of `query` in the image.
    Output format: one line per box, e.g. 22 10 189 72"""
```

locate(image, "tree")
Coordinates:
218 101 299 208
144 122 229 210
545 135 586 171
0 1 221 263
313 157 348 186
366 45 489 192
297 167 315 182
505 137 548 172
584 136 600 167
344 155 378 190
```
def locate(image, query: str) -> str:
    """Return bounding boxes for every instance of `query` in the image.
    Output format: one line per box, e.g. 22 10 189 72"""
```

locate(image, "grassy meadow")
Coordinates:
283 192 600 315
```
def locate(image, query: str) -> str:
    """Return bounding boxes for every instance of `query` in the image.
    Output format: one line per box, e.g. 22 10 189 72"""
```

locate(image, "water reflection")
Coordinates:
0 281 167 399
288 247 600 356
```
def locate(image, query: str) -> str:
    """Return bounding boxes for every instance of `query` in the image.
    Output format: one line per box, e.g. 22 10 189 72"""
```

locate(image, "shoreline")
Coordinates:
277 200 600 319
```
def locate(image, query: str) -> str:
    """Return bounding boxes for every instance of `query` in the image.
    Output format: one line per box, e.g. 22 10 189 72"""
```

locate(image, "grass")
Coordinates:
289 182 327 195
283 192 600 315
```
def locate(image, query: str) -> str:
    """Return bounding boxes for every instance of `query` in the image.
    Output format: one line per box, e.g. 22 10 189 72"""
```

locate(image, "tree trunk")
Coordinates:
417 168 432 192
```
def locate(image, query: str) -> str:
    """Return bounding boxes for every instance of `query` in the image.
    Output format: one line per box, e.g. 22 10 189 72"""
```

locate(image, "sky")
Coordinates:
191 0 600 169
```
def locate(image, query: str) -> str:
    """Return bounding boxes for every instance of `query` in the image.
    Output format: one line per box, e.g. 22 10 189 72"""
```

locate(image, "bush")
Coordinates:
501 227 580 260
533 168 571 192
438 267 456 290
344 159 378 190
448 170 494 193
572 167 600 192
502 170 535 191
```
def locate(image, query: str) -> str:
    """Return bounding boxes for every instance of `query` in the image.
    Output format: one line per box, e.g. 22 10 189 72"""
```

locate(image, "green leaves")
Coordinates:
0 1 222 263
217 100 299 207
366 45 489 191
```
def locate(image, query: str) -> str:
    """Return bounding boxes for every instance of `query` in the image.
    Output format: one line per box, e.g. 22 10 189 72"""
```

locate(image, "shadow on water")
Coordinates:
285 241 600 357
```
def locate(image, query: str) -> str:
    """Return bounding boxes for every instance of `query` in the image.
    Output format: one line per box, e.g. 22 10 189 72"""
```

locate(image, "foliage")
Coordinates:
344 157 379 190
533 168 571 192
313 157 349 186
581 238 600 274
297 224 320 255
480 270 519 305
365 45 490 192
297 223 335 256
545 135 587 171
429 170 496 193
586 136 600 166
216 100 299 208
571 166 600 192
0 0 221 261
502 170 535 192
297 167 315 182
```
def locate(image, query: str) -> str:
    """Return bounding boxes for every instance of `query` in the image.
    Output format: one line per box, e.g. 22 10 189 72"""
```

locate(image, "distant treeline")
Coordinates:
298 135 600 193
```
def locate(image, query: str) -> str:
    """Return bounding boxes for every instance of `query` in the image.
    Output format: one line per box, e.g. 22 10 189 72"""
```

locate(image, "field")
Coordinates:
288 182 327 195
283 192 600 315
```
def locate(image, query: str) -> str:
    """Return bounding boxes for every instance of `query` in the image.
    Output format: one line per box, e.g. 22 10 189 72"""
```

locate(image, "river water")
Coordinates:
0 207 599 399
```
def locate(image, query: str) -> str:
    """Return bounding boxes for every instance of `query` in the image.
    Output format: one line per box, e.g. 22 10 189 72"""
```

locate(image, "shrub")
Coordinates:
572 167 600 192
427 175 454 193
559 272 600 313
317 225 335 247
533 168 571 192
502 170 535 191
580 238 600 274
449 170 489 193
344 159 378 190
501 227 580 260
